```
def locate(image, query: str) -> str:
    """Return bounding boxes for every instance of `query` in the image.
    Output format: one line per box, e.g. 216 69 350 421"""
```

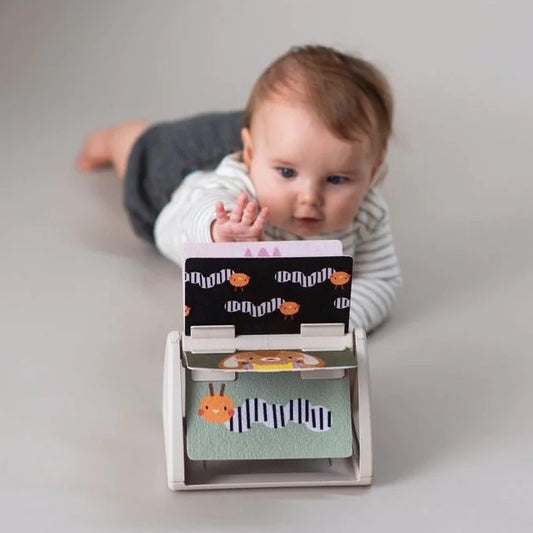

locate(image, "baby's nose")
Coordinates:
298 181 322 205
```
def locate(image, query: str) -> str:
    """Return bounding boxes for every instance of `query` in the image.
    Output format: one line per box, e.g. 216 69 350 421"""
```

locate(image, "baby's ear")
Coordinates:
370 153 387 187
241 128 253 167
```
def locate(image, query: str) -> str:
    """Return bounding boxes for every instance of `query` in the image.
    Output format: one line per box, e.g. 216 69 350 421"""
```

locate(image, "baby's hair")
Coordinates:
243 45 393 156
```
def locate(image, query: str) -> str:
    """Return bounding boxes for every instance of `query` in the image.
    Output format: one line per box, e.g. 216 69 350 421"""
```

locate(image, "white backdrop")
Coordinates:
1 1 532 531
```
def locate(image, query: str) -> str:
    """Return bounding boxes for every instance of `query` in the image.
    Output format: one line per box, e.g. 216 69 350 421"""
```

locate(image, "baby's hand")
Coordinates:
211 192 269 243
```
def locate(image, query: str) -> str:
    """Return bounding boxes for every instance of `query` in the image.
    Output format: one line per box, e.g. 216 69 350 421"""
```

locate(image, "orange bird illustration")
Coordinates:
329 270 351 289
279 301 300 319
229 272 250 291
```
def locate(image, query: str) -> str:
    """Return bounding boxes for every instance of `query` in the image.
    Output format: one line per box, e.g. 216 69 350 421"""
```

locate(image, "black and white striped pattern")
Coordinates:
224 297 283 317
225 398 331 433
334 297 350 309
275 267 334 288
185 268 233 289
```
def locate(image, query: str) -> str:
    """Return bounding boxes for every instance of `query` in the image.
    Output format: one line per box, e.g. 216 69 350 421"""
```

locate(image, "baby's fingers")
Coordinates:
215 201 229 223
251 206 269 231
229 192 248 223
241 201 258 225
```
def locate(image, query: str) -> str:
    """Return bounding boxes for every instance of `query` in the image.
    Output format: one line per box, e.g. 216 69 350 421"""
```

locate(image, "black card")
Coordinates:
184 256 353 336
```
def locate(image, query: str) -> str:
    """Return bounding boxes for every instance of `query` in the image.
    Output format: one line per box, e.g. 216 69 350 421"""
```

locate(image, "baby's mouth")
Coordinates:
294 217 321 225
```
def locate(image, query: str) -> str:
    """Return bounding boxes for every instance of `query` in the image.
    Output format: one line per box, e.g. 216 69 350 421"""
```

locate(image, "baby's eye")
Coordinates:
327 175 349 185
277 167 295 178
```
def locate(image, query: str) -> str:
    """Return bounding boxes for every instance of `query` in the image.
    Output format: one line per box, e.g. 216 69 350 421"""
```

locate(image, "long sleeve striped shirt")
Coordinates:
155 153 401 332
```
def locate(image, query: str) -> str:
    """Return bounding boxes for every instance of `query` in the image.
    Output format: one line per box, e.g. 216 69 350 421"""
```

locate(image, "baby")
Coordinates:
78 45 401 332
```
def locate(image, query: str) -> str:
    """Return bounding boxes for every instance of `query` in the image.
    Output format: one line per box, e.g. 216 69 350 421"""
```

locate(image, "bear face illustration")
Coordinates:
218 350 325 371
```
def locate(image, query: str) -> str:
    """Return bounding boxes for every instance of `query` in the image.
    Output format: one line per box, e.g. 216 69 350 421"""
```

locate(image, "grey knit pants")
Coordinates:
124 111 243 242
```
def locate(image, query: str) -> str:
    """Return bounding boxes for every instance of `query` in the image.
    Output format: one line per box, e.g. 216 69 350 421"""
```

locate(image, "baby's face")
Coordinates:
242 98 381 237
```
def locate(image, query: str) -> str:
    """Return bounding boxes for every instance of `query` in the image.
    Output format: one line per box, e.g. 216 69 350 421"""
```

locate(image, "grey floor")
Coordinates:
1 1 532 531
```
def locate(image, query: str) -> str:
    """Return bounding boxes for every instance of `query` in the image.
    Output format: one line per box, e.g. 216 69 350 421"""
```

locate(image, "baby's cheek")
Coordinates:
256 184 281 210
260 202 285 227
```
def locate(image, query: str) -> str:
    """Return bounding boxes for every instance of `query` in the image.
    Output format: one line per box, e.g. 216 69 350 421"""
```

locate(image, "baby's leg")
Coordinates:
124 111 243 242
78 111 243 242
77 120 150 179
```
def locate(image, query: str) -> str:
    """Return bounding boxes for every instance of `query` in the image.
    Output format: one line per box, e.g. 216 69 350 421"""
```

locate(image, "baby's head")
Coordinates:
241 45 393 237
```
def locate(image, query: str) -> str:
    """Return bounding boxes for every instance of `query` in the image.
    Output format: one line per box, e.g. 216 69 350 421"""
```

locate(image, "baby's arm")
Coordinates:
154 169 261 266
349 212 402 332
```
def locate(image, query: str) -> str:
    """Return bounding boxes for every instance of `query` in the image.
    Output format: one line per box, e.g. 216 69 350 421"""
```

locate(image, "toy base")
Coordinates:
169 448 371 490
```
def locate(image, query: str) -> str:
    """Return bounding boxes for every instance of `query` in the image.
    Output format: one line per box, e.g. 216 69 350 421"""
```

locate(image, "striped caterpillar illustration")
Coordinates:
197 384 332 433
185 269 251 291
275 268 351 289
275 267 335 287
334 297 350 309
227 397 331 433
185 268 234 289
224 297 283 317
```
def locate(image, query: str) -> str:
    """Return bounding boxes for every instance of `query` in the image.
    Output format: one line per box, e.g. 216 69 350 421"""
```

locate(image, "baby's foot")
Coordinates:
77 120 150 179
77 128 113 172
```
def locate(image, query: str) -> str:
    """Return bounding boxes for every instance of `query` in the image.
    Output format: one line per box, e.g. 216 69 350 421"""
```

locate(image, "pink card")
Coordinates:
183 240 342 260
